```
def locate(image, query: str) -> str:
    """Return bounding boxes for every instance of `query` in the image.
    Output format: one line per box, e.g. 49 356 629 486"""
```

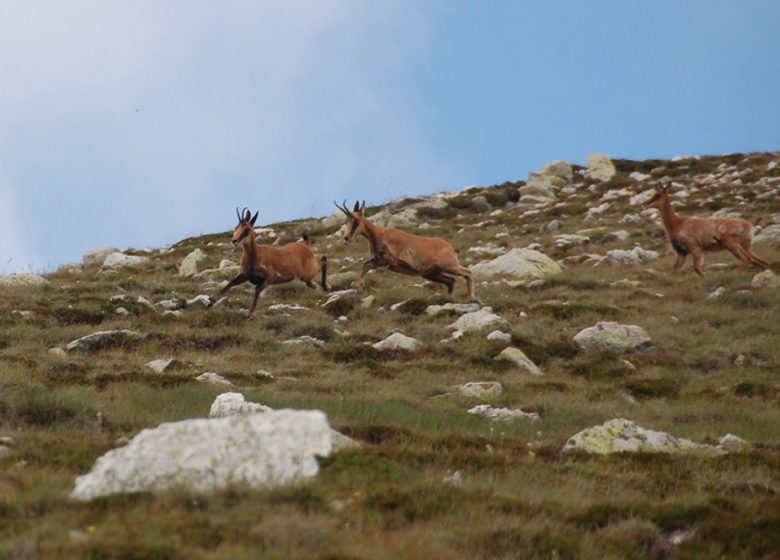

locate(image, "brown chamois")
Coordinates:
211 208 329 318
646 183 769 276
334 200 474 298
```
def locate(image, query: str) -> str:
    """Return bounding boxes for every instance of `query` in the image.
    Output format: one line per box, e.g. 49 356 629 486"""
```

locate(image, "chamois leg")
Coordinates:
740 241 770 270
212 272 248 304
423 271 456 294
672 253 687 273
248 280 267 319
352 259 381 290
723 239 752 271
446 266 474 299
691 249 705 276
319 256 330 291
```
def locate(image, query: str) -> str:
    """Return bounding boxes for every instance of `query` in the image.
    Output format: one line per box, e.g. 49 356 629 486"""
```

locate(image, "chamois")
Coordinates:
334 200 474 298
646 183 769 276
211 208 329 318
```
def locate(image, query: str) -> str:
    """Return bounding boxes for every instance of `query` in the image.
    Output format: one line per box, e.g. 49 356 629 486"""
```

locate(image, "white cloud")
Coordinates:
0 1 450 271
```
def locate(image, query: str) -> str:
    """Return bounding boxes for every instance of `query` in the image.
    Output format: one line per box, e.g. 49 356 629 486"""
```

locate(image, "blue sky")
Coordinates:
1 1 778 273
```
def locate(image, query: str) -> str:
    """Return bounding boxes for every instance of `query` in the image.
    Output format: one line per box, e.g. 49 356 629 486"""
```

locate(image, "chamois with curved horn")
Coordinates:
334 200 474 298
211 208 330 318
646 183 769 276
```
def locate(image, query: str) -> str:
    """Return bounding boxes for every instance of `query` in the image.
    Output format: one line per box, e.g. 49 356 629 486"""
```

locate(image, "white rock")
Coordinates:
195 372 234 386
563 418 723 456
137 296 157 311
706 287 726 300
486 330 511 342
115 305 129 315
180 248 206 277
457 382 502 399
146 359 174 374
0 273 49 287
66 330 142 352
468 404 539 423
442 470 463 487
70 410 335 501
102 252 149 269
717 433 750 452
268 303 309 312
620 214 644 226
605 230 630 242
519 174 556 202
546 219 561 232
495 347 543 376
468 245 506 256
209 392 272 417
573 322 651 354
606 247 659 266
752 270 779 289
186 295 213 308
471 248 562 281
629 191 654 206
219 259 237 269
449 307 506 333
629 171 651 182
554 234 590 248
83 246 119 267
425 302 481 316
156 299 183 311
538 160 573 182
282 336 325 348
586 153 616 182
321 289 357 311
372 332 419 352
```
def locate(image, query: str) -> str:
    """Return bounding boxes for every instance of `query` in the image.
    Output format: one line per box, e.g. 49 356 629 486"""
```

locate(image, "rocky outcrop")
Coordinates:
754 224 780 245
573 322 651 353
180 248 206 277
471 248 562 281
102 252 149 269
83 246 119 267
449 307 506 333
586 153 616 182
752 269 779 288
66 330 142 352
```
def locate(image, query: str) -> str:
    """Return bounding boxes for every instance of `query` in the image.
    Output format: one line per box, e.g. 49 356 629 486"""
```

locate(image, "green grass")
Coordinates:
1 151 780 558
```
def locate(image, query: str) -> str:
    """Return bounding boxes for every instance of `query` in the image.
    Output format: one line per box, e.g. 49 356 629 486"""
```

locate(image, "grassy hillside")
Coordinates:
1 151 779 559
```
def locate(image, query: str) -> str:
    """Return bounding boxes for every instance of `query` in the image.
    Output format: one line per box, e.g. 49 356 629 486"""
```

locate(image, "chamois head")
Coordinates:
646 182 670 209
231 207 259 245
333 200 366 242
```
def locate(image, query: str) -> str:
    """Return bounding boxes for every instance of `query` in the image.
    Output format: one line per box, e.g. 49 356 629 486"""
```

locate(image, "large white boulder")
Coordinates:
83 246 119 267
563 418 723 456
180 249 206 277
538 160 573 182
71 410 335 501
586 153 616 182
102 252 149 269
449 307 506 333
573 322 651 354
372 332 419 352
0 273 49 287
471 248 562 281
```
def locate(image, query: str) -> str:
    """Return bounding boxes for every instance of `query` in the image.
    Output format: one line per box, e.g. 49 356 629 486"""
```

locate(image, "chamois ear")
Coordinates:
360 200 366 212
250 211 259 225
243 207 251 222
656 182 664 193
353 201 360 212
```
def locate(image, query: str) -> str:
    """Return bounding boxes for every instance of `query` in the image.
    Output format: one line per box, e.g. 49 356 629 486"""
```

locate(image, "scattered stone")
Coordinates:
449 307 506 333
321 289 357 313
114 307 130 316
70 410 336 501
605 247 659 266
180 248 206 277
468 404 540 423
0 446 11 459
573 322 651 354
468 245 506 256
495 347 543 376
554 234 590 248
360 295 375 309
11 310 34 320
586 153 616 182
754 224 780 246
605 230 630 242
457 382 502 399
546 219 561 232
372 332 419 352
629 171 651 182
156 299 184 312
186 295 213 308
0 436 15 446
137 296 157 311
442 470 463 487
519 174 556 203
706 287 726 300
209 392 272 417
538 160 573 182
83 246 119 267
471 248 562 281
195 372 234 386
425 302 481 316
610 279 641 289
268 303 308 312
219 259 237 269
66 330 142 352
282 336 325 348
717 433 750 452
620 214 644 226
48 347 67 358
146 358 175 374
752 270 779 289
0 273 49 287
486 330 511 342
562 418 723 456
102 252 149 269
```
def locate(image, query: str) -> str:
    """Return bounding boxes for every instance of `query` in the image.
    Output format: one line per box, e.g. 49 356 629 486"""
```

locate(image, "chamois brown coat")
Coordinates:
646 183 769 276
212 208 329 317
335 200 474 298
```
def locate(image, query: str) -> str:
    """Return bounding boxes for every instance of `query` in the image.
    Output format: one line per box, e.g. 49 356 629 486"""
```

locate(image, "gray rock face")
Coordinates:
66 330 142 352
586 153 616 182
102 252 149 269
467 404 540 423
456 382 502 399
752 269 779 288
495 347 543 376
605 247 659 266
180 248 206 277
83 246 119 267
70 410 336 501
425 302 481 316
563 418 723 456
471 248 562 281
519 173 556 202
0 274 49 287
538 160 573 182
573 322 651 354
372 332 419 352
449 307 506 333
754 224 780 245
